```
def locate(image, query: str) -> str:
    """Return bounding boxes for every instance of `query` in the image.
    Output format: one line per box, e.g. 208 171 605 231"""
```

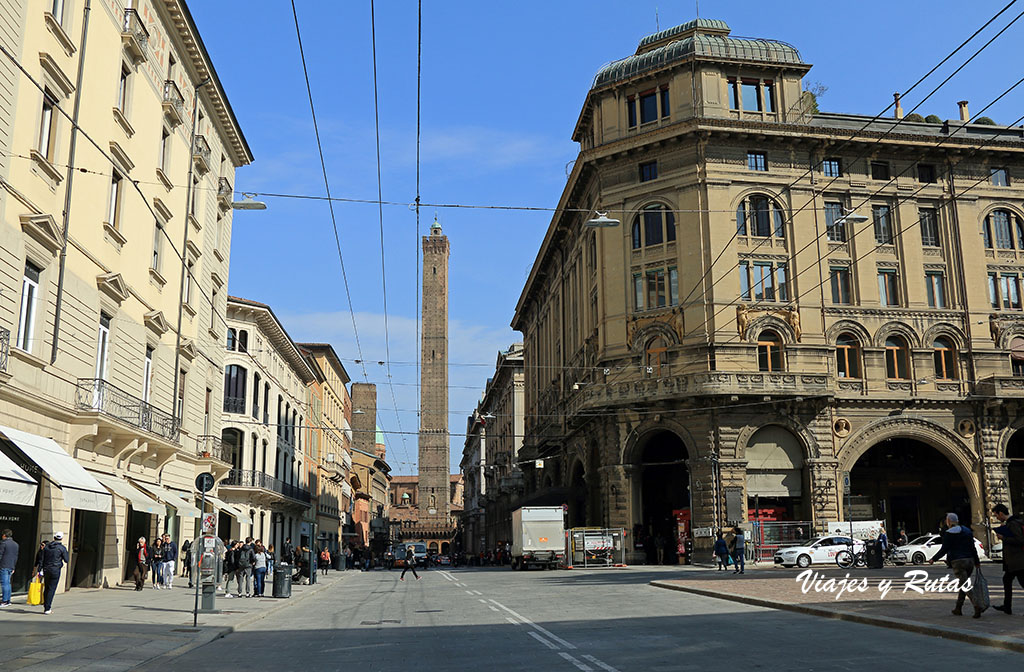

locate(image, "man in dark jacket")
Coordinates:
161 533 177 589
235 537 255 597
222 541 238 597
0 528 18 606
992 504 1024 614
931 513 984 618
40 532 69 614
281 537 294 566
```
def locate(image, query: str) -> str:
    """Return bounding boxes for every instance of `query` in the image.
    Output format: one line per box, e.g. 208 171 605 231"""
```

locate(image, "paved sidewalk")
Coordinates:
0 569 354 671
652 563 1024 653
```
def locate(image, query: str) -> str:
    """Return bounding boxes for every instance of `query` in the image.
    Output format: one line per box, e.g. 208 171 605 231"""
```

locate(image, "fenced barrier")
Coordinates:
566 528 626 568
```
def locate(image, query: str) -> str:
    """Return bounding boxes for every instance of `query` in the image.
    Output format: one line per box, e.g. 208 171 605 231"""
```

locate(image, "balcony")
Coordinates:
217 177 232 210
977 375 1024 397
121 8 149 64
223 396 246 415
162 80 185 126
75 378 179 443
195 434 232 463
192 135 211 174
0 326 8 374
221 469 311 505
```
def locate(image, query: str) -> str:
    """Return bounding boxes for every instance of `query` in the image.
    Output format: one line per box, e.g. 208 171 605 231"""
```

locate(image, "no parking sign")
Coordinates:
201 513 216 534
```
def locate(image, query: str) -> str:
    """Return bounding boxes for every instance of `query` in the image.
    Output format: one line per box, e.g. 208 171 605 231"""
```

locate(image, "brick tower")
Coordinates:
418 218 450 526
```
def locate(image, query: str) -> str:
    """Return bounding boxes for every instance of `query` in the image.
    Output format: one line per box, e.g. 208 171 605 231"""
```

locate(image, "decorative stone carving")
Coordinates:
833 418 851 437
736 304 749 340
958 418 976 438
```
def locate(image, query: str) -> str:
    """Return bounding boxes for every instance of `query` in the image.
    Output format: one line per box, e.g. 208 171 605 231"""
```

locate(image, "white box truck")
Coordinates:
511 506 565 570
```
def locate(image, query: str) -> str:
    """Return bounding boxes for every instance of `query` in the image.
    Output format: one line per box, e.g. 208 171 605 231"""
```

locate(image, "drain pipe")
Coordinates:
50 0 92 364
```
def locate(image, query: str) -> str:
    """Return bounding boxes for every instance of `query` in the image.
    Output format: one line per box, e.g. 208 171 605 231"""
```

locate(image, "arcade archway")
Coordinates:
636 430 689 564
569 460 587 528
1008 430 1024 513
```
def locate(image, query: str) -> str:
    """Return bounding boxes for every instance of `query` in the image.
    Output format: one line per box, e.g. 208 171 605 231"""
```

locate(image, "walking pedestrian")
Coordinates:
149 539 164 589
223 540 238 597
39 532 68 614
654 532 666 565
281 537 294 566
344 545 352 569
319 547 331 576
235 537 254 598
0 528 19 607
253 542 270 597
161 533 177 590
400 546 420 581
930 512 985 618
991 503 1024 615
267 544 276 575
713 531 729 571
33 539 46 574
132 537 149 590
731 527 746 574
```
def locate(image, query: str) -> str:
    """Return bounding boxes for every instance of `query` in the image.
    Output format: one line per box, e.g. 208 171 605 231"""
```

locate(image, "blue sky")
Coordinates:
190 1 1023 474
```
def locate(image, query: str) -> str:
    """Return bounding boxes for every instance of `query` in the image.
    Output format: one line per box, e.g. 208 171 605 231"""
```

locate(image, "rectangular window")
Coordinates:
210 286 219 330
823 159 842 178
830 267 852 304
142 347 154 402
753 262 774 301
639 160 658 182
643 209 663 245
668 267 678 306
184 259 194 306
639 91 658 124
646 269 666 309
825 202 845 242
919 208 939 247
873 205 893 245
764 81 776 113
16 262 41 351
51 0 65 24
204 388 212 434
870 161 890 181
917 164 936 183
633 273 643 311
151 222 163 272
742 80 761 112
96 313 111 379
991 168 1010 187
776 263 789 301
747 151 767 172
925 272 946 308
159 128 170 172
739 262 750 300
992 211 1014 249
627 96 636 128
107 172 122 228
989 272 1000 309
38 92 56 160
878 270 900 306
117 63 130 113
177 369 186 419
728 78 739 110
660 87 670 118
1001 274 1022 310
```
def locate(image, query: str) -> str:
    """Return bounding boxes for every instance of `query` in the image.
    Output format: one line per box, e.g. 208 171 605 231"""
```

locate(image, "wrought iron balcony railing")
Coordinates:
221 468 311 504
76 378 179 442
223 396 246 415
121 8 149 62
162 80 185 123
217 177 232 208
0 326 8 373
195 434 232 462
193 135 212 173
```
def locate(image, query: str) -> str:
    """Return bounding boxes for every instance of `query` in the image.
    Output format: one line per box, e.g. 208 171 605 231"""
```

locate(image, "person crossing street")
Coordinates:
400 546 420 581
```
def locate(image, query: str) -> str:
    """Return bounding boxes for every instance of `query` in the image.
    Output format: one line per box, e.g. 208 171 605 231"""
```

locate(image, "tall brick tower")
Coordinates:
419 218 450 526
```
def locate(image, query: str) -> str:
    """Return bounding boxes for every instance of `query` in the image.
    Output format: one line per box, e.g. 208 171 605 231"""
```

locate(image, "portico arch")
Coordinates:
623 423 691 565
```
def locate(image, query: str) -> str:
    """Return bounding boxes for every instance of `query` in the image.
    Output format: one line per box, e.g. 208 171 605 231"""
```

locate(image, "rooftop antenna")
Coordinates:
696 0 700 19
655 6 659 31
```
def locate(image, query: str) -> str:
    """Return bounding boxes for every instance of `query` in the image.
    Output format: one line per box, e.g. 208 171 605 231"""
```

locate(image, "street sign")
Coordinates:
561 503 568 513
841 471 851 495
195 472 215 493
201 513 216 534
693 527 713 538
535 460 544 469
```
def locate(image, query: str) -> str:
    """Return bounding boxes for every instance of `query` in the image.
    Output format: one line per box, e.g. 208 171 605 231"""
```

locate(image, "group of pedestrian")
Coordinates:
130 533 178 591
713 528 746 574
223 537 275 598
0 529 68 614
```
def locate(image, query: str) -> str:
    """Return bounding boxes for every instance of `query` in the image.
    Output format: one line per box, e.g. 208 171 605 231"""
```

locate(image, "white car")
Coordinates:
774 536 865 568
892 533 987 565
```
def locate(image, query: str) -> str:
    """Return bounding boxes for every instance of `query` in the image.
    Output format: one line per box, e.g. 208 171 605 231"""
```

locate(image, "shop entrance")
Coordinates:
849 438 969 538
69 509 105 588
1008 430 1024 514
745 426 806 521
123 508 152 582
639 431 689 564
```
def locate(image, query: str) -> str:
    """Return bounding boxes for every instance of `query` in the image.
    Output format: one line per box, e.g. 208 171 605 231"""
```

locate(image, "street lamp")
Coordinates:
231 193 267 210
833 209 869 226
585 211 620 228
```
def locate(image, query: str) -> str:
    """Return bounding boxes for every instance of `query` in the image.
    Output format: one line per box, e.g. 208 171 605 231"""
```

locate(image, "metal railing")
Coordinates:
193 135 211 168
122 8 149 45
195 434 232 462
75 378 179 442
223 396 246 414
218 177 232 199
162 80 185 117
0 326 8 373
221 469 311 504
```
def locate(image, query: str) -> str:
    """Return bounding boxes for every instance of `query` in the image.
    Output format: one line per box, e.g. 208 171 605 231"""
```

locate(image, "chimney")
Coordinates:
958 100 970 122
350 383 377 457
893 92 903 119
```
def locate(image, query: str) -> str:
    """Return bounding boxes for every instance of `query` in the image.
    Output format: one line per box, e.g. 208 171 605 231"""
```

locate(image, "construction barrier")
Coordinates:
566 528 626 568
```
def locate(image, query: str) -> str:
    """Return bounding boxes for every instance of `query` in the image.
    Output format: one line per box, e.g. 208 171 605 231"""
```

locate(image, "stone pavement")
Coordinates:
0 569 353 671
652 562 1024 653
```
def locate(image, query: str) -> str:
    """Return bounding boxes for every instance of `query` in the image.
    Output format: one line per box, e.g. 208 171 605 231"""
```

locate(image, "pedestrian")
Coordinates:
0 528 19 607
253 542 270 597
181 538 193 584
319 547 331 576
731 527 746 574
223 540 238 597
991 503 1024 615
267 544 276 575
344 545 352 569
281 537 294 566
877 523 888 554
161 533 177 590
654 532 666 565
132 537 148 590
400 546 420 581
713 531 729 571
33 539 46 573
149 538 164 589
235 537 254 597
896 528 909 547
930 512 985 618
39 532 69 614
364 548 372 571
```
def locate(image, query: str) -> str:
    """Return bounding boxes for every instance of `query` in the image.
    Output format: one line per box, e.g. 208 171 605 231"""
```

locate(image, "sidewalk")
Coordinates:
0 569 354 671
651 564 1024 653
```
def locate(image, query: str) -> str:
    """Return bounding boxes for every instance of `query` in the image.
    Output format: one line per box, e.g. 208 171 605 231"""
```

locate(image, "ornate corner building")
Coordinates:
512 18 1024 562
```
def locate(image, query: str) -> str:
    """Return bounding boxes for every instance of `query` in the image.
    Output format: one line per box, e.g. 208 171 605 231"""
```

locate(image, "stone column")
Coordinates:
806 458 840 526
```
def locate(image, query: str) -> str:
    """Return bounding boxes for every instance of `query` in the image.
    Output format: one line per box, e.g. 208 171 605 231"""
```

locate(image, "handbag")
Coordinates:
970 564 990 611
27 575 43 606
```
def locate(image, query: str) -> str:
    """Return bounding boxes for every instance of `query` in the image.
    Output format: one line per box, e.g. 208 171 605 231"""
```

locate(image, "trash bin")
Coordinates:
333 555 343 571
272 565 292 598
865 540 883 569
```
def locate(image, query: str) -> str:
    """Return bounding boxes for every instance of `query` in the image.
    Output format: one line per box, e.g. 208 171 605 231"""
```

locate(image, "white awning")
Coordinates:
0 425 111 513
0 449 38 507
92 473 163 515
205 494 248 524
132 481 201 518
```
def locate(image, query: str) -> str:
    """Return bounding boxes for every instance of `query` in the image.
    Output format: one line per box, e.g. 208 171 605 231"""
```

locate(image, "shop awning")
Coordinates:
0 449 38 506
132 481 201 518
0 425 111 513
92 473 163 515
205 494 247 524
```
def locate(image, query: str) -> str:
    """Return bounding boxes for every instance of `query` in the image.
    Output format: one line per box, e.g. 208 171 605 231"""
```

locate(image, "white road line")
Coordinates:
439 572 454 582
465 590 474 595
581 655 620 672
471 590 483 596
558 653 593 671
528 631 560 650
488 599 577 650
488 605 499 612
478 598 488 604
505 616 520 626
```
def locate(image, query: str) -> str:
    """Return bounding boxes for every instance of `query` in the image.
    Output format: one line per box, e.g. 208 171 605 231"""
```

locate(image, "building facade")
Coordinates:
512 18 1024 562
392 474 464 555
0 0 250 593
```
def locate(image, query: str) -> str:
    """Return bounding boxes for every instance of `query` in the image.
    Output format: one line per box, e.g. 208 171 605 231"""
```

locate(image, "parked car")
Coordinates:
437 555 451 566
990 540 1002 562
774 536 865 568
891 533 987 565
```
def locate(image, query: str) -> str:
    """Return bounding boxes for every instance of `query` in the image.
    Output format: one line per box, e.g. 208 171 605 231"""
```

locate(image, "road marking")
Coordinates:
471 590 483 595
558 653 593 671
505 616 520 626
528 631 560 650
489 599 577 650
478 598 488 604
581 655 620 672
465 590 474 595
439 572 454 582
488 605 499 612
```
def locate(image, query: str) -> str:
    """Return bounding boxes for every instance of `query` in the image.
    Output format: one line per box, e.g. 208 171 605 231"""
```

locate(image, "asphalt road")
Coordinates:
166 566 1020 671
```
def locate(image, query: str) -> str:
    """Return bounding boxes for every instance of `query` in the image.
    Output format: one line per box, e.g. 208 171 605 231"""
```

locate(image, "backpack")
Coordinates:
320 550 330 563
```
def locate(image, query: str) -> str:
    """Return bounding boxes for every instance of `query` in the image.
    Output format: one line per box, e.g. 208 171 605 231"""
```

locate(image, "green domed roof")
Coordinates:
375 425 385 445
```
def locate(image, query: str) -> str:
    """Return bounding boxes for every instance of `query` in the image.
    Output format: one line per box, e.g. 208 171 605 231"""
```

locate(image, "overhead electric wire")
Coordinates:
415 0 423 415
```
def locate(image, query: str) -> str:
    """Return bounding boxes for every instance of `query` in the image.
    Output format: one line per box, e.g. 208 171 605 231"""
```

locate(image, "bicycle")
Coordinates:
835 545 866 569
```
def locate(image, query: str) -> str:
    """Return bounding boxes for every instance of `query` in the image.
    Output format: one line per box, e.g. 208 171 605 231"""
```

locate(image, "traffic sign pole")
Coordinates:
193 473 213 628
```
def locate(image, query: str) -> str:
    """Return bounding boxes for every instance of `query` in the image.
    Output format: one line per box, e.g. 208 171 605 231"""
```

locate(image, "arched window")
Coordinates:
836 333 861 379
983 209 1022 250
884 336 910 379
631 204 675 249
737 194 785 238
223 364 247 413
226 327 236 351
933 337 958 380
757 330 783 372
1011 337 1024 377
645 336 668 376
237 329 248 353
252 372 261 419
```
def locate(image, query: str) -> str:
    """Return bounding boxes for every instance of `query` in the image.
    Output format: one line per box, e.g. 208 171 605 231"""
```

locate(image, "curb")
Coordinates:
649 580 1024 654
